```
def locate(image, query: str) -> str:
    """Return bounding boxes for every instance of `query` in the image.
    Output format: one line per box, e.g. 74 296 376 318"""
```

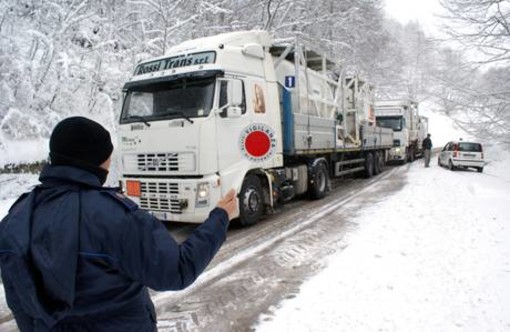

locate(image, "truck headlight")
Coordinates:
196 182 210 207
394 148 401 153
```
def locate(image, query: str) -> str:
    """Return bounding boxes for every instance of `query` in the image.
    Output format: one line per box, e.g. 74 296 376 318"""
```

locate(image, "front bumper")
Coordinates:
121 174 221 223
389 147 406 161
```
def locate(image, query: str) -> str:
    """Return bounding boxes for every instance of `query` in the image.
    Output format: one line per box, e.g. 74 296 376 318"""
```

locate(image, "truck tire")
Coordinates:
364 153 374 178
373 152 382 175
408 147 415 163
378 152 385 173
309 162 328 200
239 175 265 226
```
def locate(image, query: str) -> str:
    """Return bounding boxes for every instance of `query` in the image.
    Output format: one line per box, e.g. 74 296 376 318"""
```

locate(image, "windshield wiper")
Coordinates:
127 115 151 127
160 111 194 124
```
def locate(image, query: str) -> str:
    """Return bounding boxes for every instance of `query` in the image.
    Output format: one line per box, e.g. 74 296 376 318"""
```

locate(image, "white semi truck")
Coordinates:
375 100 423 164
118 30 393 226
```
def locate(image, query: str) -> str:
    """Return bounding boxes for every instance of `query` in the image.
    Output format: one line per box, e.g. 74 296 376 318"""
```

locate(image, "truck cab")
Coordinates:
119 31 283 223
375 100 419 163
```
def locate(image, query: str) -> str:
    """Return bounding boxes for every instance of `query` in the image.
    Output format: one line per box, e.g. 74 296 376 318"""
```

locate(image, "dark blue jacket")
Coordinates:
422 137 432 150
0 165 229 331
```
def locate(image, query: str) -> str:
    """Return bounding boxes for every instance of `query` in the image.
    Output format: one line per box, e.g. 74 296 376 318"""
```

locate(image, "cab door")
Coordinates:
214 78 250 189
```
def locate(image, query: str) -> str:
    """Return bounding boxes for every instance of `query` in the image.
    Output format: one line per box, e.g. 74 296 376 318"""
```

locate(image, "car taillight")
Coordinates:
453 144 459 158
126 180 141 197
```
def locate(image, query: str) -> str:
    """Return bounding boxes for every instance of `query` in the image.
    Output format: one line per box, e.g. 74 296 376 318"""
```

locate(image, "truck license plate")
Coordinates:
150 211 177 221
151 211 167 220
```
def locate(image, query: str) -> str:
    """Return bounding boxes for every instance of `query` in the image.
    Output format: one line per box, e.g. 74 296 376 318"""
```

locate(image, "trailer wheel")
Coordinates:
379 152 386 173
364 153 374 178
239 175 265 226
309 162 328 199
373 152 382 175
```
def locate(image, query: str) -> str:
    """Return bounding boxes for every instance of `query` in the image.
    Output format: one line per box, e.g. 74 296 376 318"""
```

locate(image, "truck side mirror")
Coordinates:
228 80 243 107
227 106 242 118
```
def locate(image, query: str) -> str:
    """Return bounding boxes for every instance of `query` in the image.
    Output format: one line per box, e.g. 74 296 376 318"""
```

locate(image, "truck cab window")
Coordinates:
376 116 402 131
218 79 246 117
120 78 215 124
130 92 153 116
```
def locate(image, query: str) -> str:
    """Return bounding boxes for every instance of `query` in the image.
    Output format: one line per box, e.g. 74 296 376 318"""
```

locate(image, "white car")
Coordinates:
438 141 485 172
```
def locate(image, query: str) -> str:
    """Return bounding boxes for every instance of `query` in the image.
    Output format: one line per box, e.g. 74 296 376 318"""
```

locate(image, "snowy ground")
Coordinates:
255 146 510 332
1 112 509 331
1 147 509 331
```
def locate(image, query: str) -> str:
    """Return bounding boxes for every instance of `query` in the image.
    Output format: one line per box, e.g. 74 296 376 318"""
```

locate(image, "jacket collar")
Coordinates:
39 164 103 189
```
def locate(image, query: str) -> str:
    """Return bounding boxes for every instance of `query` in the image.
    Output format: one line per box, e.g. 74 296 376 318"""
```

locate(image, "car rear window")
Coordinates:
459 142 482 152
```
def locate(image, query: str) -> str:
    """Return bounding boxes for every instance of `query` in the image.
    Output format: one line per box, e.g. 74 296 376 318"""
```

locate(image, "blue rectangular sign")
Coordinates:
285 76 296 88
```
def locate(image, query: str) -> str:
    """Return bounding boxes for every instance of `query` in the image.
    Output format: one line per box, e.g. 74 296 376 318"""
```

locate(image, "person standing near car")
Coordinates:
0 116 238 331
422 133 433 167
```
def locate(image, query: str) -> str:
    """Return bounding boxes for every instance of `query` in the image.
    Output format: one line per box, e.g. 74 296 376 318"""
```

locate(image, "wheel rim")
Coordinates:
243 187 260 216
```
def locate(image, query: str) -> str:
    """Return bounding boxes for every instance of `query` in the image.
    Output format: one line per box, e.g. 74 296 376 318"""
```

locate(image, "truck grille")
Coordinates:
139 181 182 214
123 152 195 173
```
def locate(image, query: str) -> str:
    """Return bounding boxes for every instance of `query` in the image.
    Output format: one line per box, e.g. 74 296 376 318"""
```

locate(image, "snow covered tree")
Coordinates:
1 0 459 159
439 0 510 67
433 0 510 143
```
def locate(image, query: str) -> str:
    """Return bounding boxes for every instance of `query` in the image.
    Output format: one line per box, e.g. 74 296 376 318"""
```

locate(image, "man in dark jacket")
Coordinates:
422 133 433 167
0 116 237 331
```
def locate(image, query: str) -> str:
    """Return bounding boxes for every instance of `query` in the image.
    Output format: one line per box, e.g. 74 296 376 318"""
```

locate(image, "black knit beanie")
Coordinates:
49 117 114 184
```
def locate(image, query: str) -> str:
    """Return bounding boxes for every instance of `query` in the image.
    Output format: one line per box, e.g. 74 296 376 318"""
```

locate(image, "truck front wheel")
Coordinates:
239 175 265 226
407 148 415 162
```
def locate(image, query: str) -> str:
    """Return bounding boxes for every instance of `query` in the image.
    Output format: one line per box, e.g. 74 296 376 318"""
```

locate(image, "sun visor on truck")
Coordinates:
123 69 224 91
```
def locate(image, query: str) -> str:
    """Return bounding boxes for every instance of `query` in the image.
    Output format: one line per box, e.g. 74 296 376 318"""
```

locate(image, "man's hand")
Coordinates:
216 189 238 221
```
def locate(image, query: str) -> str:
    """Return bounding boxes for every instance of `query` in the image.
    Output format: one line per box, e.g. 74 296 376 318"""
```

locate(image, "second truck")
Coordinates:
118 30 393 226
375 100 428 164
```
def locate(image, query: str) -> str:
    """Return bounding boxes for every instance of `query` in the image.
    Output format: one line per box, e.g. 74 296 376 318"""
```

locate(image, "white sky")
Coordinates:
384 0 443 35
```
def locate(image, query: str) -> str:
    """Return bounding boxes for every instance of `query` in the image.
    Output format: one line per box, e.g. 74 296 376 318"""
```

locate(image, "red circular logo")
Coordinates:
239 123 277 162
245 131 271 157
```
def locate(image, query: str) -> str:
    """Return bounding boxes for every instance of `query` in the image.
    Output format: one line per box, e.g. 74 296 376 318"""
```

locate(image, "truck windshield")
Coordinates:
120 78 215 124
376 116 402 131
